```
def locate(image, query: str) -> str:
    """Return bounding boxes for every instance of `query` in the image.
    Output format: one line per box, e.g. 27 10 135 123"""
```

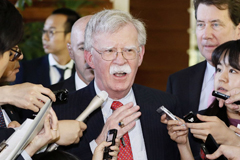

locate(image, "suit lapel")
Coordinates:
189 61 206 113
84 81 105 141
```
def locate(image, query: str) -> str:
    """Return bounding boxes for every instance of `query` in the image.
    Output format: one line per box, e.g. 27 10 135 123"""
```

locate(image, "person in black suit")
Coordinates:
52 9 181 160
166 0 240 158
50 15 94 93
0 1 65 159
14 8 79 87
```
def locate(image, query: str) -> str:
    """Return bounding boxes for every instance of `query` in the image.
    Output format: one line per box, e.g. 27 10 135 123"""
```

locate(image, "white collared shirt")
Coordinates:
48 54 74 85
75 72 87 90
90 81 148 160
198 62 215 111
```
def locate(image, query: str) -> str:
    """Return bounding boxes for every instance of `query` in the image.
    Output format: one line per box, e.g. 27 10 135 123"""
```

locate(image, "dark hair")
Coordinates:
193 0 240 26
32 150 79 160
205 100 230 126
0 0 24 55
212 39 240 70
52 8 80 33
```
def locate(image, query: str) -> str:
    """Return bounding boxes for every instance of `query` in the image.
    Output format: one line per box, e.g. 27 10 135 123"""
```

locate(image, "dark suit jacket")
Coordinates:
0 106 25 160
49 74 76 93
166 61 207 160
0 105 22 142
14 55 75 87
53 81 182 160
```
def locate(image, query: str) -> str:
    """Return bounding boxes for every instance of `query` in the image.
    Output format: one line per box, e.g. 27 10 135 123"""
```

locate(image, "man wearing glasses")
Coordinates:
52 9 181 160
14 8 79 87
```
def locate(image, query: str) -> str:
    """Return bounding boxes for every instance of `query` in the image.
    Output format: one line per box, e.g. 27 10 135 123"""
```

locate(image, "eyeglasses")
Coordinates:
92 46 140 61
42 29 66 38
10 47 22 61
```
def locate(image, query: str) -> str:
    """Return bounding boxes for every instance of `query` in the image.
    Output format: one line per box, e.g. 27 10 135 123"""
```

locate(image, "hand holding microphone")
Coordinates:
47 91 108 152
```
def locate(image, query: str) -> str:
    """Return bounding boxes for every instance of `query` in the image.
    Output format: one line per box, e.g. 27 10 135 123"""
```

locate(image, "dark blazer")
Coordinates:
0 106 25 160
0 105 22 142
166 61 207 160
166 61 206 115
49 74 76 93
14 55 75 87
52 81 182 160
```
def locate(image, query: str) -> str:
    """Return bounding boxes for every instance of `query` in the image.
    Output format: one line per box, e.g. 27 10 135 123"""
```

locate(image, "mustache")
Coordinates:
109 64 132 75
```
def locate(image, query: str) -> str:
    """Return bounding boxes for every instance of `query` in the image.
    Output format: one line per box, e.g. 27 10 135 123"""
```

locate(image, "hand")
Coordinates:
206 145 240 160
229 125 240 135
162 114 188 144
25 108 59 157
56 120 87 145
219 88 240 111
95 102 141 145
0 83 56 112
186 114 238 145
92 138 120 160
7 121 20 128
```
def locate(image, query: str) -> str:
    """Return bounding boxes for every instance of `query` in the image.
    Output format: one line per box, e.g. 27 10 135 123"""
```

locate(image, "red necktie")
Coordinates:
111 101 133 160
0 109 6 128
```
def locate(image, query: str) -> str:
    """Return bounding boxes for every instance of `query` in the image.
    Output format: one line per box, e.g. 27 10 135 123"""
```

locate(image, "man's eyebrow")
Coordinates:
77 42 84 47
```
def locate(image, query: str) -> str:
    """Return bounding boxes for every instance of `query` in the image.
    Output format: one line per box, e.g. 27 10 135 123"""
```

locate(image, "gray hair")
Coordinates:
84 9 147 51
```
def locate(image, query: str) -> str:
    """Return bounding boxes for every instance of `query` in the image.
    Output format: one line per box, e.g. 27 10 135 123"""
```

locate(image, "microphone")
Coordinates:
46 90 108 152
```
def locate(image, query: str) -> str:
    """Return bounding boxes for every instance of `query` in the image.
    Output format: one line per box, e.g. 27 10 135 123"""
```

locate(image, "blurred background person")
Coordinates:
50 15 94 93
14 8 80 87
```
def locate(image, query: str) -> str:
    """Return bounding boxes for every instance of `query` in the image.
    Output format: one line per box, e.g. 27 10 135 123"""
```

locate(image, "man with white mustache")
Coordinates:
166 0 240 158
52 9 181 160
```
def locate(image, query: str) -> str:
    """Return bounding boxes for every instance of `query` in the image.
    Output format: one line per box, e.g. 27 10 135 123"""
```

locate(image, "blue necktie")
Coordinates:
54 66 67 82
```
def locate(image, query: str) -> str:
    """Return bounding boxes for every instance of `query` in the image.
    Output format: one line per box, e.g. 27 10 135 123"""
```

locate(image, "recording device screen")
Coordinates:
183 111 202 123
103 129 117 160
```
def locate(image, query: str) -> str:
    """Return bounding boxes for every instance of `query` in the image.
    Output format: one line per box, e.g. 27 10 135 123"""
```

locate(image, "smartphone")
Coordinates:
183 111 202 123
103 129 117 160
156 106 179 121
212 91 240 105
201 134 227 160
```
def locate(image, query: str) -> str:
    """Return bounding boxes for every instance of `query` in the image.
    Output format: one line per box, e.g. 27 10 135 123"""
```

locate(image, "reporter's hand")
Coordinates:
56 120 87 145
219 88 240 111
186 114 238 145
95 102 141 145
0 83 56 112
92 138 120 160
166 117 188 144
206 145 240 160
25 109 59 157
7 121 20 128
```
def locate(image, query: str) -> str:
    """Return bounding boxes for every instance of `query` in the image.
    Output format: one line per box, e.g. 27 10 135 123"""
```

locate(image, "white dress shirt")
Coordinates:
75 72 87 90
48 54 74 85
198 62 215 111
90 81 148 160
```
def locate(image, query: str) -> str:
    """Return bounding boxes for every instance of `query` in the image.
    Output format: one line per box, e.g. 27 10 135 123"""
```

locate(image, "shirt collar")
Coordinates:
205 61 215 82
75 72 87 90
48 53 74 69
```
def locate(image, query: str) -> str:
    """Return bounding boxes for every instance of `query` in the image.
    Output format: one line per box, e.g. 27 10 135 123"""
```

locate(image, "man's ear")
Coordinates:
67 43 74 60
84 50 95 69
138 45 145 67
